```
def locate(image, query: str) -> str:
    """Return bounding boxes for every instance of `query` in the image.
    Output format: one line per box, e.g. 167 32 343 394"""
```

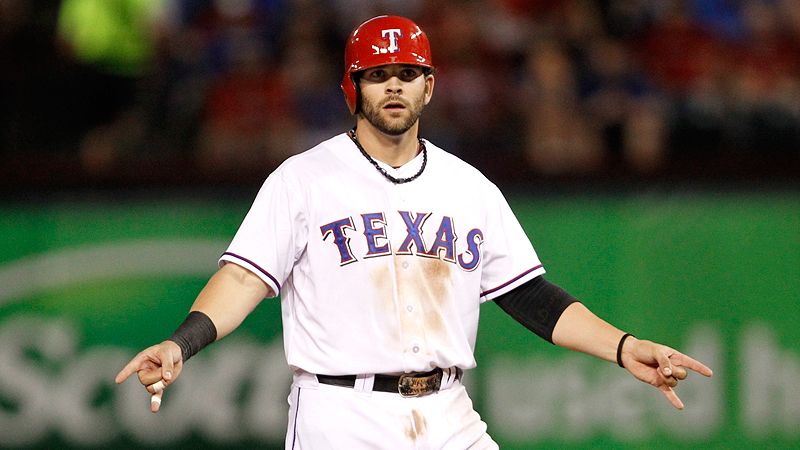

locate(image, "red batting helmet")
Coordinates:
341 15 434 114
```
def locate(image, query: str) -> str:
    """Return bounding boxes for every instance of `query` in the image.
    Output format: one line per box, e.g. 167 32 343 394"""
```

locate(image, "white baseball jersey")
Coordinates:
219 133 545 375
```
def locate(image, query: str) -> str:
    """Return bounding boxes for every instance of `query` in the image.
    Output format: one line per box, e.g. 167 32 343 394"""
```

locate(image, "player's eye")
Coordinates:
363 67 422 83
365 69 387 81
399 68 422 82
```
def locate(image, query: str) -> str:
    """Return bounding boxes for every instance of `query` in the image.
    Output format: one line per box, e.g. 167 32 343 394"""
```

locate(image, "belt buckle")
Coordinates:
398 371 442 398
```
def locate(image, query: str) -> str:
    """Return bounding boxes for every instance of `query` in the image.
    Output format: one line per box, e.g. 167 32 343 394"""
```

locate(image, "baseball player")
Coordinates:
115 15 713 449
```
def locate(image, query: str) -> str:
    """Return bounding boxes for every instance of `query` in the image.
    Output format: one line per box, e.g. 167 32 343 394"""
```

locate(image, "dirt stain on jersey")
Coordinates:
375 255 454 349
395 256 452 344
420 257 450 299
405 409 428 442
371 262 391 299
414 257 451 335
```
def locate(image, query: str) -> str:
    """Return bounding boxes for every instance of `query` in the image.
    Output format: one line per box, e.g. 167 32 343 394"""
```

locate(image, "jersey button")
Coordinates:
406 305 413 312
402 261 409 269
412 345 420 353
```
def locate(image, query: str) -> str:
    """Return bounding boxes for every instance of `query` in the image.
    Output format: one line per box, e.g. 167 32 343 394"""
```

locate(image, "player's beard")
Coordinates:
360 92 425 136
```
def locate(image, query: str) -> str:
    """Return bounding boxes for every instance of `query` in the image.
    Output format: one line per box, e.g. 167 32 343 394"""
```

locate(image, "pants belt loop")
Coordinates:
440 367 461 390
445 367 454 389
354 374 375 393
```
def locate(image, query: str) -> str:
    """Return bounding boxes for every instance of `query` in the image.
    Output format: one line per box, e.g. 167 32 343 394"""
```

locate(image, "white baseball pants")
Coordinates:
285 370 498 449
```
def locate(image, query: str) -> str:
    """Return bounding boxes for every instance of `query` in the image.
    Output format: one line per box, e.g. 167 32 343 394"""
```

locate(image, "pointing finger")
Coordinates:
659 384 685 410
670 353 714 377
115 364 136 385
115 352 150 384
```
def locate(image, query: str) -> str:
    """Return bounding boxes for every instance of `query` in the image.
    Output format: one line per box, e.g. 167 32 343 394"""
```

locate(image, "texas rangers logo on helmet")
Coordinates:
373 29 402 54
342 16 433 114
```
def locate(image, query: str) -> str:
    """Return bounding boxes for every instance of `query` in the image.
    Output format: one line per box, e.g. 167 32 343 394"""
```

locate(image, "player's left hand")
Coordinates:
619 337 713 409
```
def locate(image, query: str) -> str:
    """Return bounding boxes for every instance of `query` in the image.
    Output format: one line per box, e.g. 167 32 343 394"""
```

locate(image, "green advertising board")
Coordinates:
0 190 797 449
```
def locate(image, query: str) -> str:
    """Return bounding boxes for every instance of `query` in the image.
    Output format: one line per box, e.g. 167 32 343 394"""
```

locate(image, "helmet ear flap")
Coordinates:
352 73 362 115
341 71 359 114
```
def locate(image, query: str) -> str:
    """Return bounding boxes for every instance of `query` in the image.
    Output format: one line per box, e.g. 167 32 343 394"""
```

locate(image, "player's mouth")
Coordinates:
383 100 407 110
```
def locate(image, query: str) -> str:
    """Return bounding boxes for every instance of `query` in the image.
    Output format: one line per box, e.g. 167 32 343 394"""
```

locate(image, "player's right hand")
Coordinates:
115 340 184 413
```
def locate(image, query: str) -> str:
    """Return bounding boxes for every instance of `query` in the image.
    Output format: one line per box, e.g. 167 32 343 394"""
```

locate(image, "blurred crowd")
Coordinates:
1 0 799 188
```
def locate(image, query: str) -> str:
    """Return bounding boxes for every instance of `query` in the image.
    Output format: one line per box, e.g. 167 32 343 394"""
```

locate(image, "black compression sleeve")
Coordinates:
493 276 579 344
168 311 218 362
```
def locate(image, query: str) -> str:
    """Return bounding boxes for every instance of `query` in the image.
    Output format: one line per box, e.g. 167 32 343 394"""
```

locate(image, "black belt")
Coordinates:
316 368 459 398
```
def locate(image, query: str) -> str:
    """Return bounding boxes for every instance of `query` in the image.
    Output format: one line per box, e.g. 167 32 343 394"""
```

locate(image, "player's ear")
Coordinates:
423 73 435 105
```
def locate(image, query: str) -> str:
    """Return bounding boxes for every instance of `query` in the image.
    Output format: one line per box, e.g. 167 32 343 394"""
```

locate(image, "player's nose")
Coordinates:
385 77 403 93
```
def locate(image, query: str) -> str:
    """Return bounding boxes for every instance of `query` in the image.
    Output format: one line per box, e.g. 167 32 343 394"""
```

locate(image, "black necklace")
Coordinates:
347 128 427 184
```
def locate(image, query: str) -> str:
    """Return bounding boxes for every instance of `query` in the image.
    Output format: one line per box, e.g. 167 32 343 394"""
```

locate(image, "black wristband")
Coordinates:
494 276 579 344
616 333 634 368
168 311 218 362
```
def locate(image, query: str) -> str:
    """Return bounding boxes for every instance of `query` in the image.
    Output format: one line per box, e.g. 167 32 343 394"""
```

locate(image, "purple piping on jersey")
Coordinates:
222 252 281 292
480 264 544 297
291 387 301 449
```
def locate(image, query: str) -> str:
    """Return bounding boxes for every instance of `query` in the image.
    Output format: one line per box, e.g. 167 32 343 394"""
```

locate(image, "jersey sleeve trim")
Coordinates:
480 264 545 299
220 251 282 295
